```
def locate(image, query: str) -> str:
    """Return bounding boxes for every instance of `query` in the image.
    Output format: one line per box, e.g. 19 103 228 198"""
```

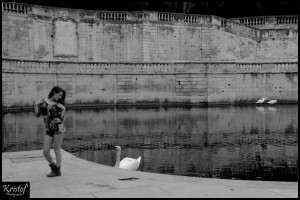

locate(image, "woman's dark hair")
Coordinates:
48 86 66 105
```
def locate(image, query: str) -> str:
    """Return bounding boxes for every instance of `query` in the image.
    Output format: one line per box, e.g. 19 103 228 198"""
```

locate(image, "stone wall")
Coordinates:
2 3 298 63
1 2 298 107
2 59 298 107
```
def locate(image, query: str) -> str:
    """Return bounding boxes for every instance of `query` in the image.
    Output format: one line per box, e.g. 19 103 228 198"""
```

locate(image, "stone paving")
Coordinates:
2 149 298 198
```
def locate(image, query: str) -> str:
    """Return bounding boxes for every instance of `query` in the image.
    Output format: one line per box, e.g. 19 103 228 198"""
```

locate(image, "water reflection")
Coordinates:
2 105 298 181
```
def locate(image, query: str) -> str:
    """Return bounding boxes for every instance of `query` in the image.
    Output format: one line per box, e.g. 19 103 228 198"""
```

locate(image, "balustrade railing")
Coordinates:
241 17 266 26
2 2 29 14
158 13 176 22
158 12 210 24
231 15 298 27
221 19 227 27
3 58 297 74
184 15 198 23
184 15 201 24
276 16 298 24
3 2 298 29
99 12 127 21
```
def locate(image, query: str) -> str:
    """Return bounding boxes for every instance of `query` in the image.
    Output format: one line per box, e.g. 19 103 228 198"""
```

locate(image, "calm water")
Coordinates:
2 105 298 181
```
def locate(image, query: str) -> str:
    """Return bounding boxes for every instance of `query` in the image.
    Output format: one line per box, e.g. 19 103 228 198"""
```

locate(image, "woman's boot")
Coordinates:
47 164 61 177
47 162 56 176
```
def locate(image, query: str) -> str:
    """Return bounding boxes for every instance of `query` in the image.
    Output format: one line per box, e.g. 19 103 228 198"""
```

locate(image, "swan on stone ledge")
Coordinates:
267 99 277 104
256 97 267 104
113 146 141 171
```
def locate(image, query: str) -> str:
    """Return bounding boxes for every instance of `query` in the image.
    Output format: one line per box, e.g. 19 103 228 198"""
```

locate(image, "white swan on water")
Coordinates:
114 146 141 171
256 97 267 103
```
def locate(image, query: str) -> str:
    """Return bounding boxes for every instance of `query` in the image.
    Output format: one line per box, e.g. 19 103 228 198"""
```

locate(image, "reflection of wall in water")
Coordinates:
2 112 45 152
72 142 298 181
207 106 298 144
66 107 297 180
134 143 297 179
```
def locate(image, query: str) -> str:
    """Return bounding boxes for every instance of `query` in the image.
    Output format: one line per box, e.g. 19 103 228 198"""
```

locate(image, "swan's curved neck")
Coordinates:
115 150 121 168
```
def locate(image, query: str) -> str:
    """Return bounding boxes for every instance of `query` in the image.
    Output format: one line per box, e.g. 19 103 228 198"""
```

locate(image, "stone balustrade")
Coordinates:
276 16 298 24
2 59 298 75
158 13 176 22
231 15 298 29
3 2 297 27
2 2 30 14
184 15 198 23
99 11 128 21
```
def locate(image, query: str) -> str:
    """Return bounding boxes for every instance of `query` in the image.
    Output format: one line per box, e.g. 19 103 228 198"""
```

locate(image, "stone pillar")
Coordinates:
141 12 157 62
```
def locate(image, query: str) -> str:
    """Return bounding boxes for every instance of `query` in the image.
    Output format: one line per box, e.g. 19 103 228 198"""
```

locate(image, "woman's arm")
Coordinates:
57 103 66 121
34 99 43 117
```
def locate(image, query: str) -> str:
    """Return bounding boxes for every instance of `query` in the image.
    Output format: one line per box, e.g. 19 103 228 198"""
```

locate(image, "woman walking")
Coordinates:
34 86 67 177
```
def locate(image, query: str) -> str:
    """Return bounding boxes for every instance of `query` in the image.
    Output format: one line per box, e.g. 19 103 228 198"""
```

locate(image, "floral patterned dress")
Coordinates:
39 98 66 137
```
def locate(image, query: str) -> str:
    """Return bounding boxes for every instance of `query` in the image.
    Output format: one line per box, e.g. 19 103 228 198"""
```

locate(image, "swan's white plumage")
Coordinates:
267 99 277 104
256 97 266 103
119 156 141 171
114 146 141 171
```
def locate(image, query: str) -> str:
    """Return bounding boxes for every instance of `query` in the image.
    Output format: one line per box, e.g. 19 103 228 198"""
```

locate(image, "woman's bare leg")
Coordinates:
53 133 65 167
43 135 54 164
